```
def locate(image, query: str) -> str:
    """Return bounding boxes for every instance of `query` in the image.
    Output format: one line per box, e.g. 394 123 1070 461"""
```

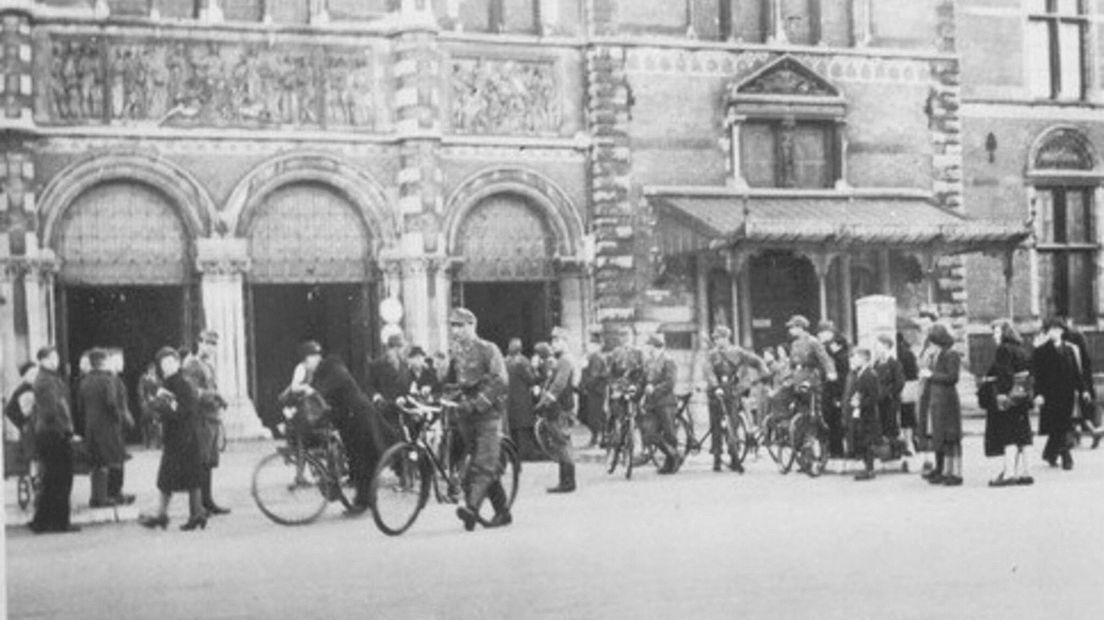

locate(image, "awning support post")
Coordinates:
1003 248 1015 319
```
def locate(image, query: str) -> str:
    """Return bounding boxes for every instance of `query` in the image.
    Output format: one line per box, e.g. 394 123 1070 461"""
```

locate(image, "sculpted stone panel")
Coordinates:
44 36 376 129
451 57 562 136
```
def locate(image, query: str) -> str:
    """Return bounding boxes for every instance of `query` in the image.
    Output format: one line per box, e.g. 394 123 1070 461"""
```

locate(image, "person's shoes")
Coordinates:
456 505 478 532
941 475 964 486
926 472 945 485
854 470 876 481
485 510 513 528
1044 456 1058 468
110 494 136 506
728 459 744 474
547 463 576 493
713 457 723 472
1093 431 1103 450
1061 452 1073 470
988 474 1017 487
138 514 169 530
1016 475 1035 486
921 463 935 479
204 503 231 516
179 515 208 531
89 498 118 509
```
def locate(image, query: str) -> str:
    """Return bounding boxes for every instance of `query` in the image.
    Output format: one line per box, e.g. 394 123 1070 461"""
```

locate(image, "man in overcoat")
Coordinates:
579 333 609 448
538 327 577 493
1032 318 1083 470
504 338 539 459
183 330 229 515
78 349 127 508
30 346 79 534
642 334 681 474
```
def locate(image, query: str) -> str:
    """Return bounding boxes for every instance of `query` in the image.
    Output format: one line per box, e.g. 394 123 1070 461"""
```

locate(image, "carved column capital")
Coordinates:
196 238 250 276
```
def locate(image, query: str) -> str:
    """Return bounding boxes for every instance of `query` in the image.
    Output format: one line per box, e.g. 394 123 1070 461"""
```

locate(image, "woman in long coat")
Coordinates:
982 320 1034 486
139 347 206 531
921 324 963 486
1032 318 1082 470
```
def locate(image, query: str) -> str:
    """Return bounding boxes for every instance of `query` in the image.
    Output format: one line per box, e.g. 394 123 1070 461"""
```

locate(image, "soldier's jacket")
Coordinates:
539 353 575 413
449 337 508 418
788 332 836 383
608 345 645 392
183 355 224 421
707 344 768 390
644 351 678 408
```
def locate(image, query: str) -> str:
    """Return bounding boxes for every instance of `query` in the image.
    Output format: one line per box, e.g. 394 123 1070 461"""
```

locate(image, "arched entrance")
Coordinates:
452 193 558 353
53 181 197 435
244 182 379 428
749 250 818 349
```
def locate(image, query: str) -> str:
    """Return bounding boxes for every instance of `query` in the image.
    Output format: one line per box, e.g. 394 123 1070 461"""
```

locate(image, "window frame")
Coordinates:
1027 0 1088 101
739 117 838 189
1035 185 1098 323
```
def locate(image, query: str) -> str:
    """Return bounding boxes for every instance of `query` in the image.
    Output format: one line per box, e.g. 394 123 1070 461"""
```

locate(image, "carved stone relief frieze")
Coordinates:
44 35 377 129
451 57 562 136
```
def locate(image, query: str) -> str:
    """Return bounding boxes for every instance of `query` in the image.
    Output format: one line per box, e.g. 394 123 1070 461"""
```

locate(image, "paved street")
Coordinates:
6 423 1104 620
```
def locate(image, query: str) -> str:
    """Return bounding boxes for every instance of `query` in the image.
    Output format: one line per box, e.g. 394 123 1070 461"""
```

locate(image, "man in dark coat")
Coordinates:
364 331 413 453
1061 318 1104 447
504 338 539 460
706 325 768 473
642 334 681 474
845 347 882 480
538 327 577 493
816 320 850 457
78 349 127 508
30 347 79 534
1032 318 1083 470
407 346 440 395
579 334 609 448
183 331 229 515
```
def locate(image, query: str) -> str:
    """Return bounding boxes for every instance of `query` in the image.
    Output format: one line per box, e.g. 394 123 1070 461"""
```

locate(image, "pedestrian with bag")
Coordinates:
981 320 1034 486
921 324 963 486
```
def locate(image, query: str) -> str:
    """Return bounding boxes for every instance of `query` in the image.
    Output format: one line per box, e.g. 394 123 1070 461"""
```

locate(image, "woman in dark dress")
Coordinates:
139 347 207 531
896 331 919 456
921 324 963 486
981 320 1034 486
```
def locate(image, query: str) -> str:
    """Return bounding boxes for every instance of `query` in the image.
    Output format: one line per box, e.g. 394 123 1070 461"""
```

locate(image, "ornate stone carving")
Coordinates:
1034 129 1094 170
48 38 105 122
45 36 377 129
733 56 839 98
451 58 562 135
455 194 554 281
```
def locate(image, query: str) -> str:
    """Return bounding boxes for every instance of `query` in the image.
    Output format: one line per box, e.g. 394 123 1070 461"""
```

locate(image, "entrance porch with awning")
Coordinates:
650 187 1031 349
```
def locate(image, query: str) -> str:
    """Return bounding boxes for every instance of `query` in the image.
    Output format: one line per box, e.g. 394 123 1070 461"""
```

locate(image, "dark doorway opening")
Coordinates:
749 251 819 351
249 283 376 431
459 282 553 355
61 285 189 441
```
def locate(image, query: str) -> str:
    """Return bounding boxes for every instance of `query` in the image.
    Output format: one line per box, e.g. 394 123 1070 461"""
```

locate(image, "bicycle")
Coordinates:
761 382 829 477
251 425 357 526
672 387 752 470
605 385 649 479
370 395 521 536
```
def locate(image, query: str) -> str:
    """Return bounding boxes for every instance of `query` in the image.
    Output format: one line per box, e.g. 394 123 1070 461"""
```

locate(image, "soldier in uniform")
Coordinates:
817 320 851 458
182 330 230 515
706 326 768 473
607 326 645 439
781 315 837 417
642 334 681 474
538 327 577 493
447 308 513 531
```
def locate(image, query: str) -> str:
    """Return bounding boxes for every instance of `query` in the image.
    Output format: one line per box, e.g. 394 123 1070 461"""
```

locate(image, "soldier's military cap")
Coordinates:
711 325 732 340
785 315 810 330
448 307 477 325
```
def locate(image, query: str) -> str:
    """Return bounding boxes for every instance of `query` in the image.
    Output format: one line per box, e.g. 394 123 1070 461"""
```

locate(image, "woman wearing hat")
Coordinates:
139 347 207 531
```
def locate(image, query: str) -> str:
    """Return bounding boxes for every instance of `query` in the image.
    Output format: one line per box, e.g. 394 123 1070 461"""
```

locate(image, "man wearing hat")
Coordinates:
447 307 512 530
642 333 681 474
706 326 768 473
579 329 610 448
782 315 837 419
365 331 413 431
607 326 646 443
538 326 578 493
183 330 230 515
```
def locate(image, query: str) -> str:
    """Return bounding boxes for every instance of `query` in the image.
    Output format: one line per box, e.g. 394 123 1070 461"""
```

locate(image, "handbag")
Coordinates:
1006 371 1032 409
901 380 920 405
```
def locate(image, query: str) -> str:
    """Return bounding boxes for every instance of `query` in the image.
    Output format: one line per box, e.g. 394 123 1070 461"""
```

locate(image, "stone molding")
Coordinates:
195 237 250 276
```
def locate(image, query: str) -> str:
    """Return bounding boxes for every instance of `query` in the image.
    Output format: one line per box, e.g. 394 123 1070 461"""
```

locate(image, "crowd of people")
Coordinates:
7 302 1104 535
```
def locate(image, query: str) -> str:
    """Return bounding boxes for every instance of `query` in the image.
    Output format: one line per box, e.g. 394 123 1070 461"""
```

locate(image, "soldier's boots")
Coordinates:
658 446 681 475
547 462 576 493
485 482 513 528
713 456 723 472
728 453 744 474
456 505 478 532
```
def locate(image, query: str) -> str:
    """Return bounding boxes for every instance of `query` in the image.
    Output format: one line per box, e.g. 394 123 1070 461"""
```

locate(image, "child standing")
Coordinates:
846 347 882 481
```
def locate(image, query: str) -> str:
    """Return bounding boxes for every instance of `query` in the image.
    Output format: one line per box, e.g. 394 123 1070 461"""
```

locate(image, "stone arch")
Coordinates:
38 150 217 246
224 151 397 251
443 167 585 258
1027 125 1099 172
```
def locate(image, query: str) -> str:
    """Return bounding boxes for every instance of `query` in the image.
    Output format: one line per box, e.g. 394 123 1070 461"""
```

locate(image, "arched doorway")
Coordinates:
452 193 558 353
748 250 818 349
54 181 197 435
244 182 378 428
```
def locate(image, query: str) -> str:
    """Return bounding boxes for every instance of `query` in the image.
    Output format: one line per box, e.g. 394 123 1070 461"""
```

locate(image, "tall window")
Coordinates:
1037 187 1096 323
741 120 835 189
458 0 540 34
1027 0 1086 100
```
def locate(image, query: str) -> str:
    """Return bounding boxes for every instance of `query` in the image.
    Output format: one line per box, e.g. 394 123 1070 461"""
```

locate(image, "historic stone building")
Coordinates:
959 0 1104 372
0 0 1026 435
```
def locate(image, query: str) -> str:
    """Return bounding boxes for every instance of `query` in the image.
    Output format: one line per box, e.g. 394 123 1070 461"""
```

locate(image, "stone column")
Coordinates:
196 238 266 440
23 246 58 361
429 256 453 355
839 253 853 339
400 256 432 350
726 249 749 345
559 260 588 348
0 256 20 398
806 252 837 324
726 111 749 189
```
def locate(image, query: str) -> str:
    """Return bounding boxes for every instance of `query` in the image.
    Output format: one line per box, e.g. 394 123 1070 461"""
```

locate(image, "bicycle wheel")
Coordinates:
605 417 623 474
727 413 750 468
370 442 431 536
17 475 32 510
624 416 636 480
217 420 228 453
798 419 830 478
498 437 521 509
325 435 360 512
534 417 556 460
674 416 694 458
252 449 329 526
765 420 795 474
